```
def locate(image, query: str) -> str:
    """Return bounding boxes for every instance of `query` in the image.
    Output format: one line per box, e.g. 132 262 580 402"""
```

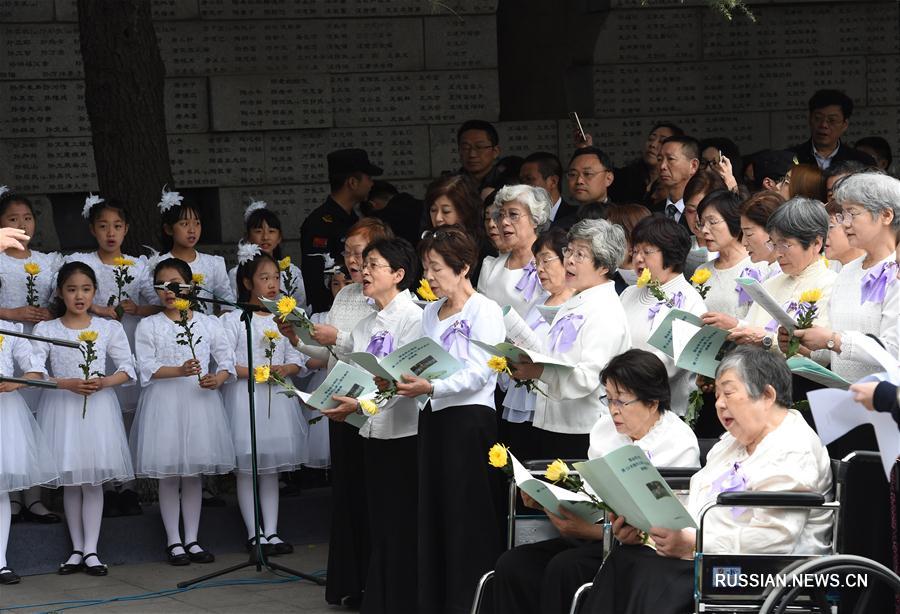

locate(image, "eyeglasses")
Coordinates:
834 210 866 225
459 143 495 154
566 169 608 181
811 114 845 127
494 210 526 223
535 255 560 268
698 217 725 229
562 246 592 264
341 249 363 259
600 395 642 411
631 247 661 258
765 239 801 253
362 261 392 271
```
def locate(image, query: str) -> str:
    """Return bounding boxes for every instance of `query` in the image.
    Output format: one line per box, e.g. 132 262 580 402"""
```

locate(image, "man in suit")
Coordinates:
457 119 501 191
790 89 875 170
300 148 382 312
519 151 578 228
566 146 615 220
656 135 700 230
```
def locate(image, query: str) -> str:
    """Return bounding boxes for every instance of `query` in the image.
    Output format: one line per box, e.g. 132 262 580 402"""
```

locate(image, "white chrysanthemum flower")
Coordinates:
237 241 262 265
244 199 267 220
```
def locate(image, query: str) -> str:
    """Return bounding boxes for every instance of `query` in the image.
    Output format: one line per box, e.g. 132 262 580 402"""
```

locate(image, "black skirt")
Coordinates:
418 402 505 614
361 435 418 614
582 544 694 614
325 420 370 605
533 428 591 461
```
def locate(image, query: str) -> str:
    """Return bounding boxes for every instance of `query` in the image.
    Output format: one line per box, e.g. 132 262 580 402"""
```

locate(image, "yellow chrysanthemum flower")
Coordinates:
799 288 823 304
636 268 652 288
23 262 40 276
488 443 509 469
276 295 297 318
173 298 191 312
545 459 569 482
77 330 99 343
0 335 4 350
690 268 712 286
254 364 270 383
487 355 508 373
359 399 379 416
278 256 291 271
191 273 205 285
263 329 281 341
112 257 135 267
417 278 438 301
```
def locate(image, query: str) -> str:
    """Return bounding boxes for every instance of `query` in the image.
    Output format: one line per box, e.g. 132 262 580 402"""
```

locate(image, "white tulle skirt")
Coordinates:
223 381 308 474
300 369 330 468
0 390 58 493
130 378 236 478
37 388 134 486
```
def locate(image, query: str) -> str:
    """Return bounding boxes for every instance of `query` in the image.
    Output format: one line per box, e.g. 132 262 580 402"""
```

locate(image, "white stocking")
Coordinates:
81 484 103 564
157 477 184 554
235 473 269 543
63 486 84 565
181 476 203 552
259 474 281 542
0 493 10 568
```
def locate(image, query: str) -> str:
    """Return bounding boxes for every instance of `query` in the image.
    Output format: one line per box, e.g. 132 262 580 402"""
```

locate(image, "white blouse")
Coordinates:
500 304 551 422
31 317 136 384
228 261 307 313
347 290 423 440
159 250 234 315
0 250 61 310
814 254 899 382
133 312 235 386
477 252 549 319
744 258 838 334
687 409 832 555
619 275 707 415
424 292 504 411
0 320 36 376
65 251 158 308
588 411 700 467
297 282 374 367
696 256 767 320
219 310 307 373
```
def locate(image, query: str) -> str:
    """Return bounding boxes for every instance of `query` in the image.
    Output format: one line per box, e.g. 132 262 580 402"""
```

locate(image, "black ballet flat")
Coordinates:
83 553 108 577
22 501 61 524
246 537 275 557
0 567 20 585
266 534 294 555
58 550 84 575
166 543 190 566
184 541 215 564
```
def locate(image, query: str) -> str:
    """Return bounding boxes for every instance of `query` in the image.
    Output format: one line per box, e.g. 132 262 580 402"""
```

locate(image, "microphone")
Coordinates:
153 282 194 293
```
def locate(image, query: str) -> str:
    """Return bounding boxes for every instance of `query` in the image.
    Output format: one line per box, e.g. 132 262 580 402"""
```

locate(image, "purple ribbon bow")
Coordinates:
766 300 798 333
647 291 685 322
515 261 541 302
709 462 749 518
860 261 898 305
440 319 471 359
548 314 584 353
366 330 395 358
736 267 763 306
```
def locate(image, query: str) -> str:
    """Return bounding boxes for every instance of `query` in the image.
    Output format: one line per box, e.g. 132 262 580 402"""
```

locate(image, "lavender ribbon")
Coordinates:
736 267 763 306
366 330 395 358
515 261 541 302
440 319 471 359
647 291 685 322
709 461 749 518
860 261 898 305
548 314 584 353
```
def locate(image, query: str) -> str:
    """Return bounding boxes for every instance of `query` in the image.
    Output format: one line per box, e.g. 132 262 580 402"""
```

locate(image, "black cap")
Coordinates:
754 150 798 182
327 148 383 177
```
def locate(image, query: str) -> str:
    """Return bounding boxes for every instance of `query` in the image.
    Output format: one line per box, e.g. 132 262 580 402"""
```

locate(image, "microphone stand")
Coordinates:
177 291 324 588
0 328 81 388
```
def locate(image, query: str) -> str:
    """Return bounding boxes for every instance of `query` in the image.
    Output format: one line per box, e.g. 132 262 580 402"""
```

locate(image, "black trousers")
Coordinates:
582 544 694 614
361 435 418 614
493 537 606 614
418 403 505 614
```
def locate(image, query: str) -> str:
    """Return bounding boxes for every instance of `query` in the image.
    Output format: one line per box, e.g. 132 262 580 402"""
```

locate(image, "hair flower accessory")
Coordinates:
237 241 262 265
158 185 184 213
244 199 267 220
0 186 9 198
82 193 105 219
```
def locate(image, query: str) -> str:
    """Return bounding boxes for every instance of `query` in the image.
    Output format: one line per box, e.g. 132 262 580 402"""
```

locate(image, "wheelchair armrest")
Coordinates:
658 467 698 490
522 459 587 471
716 491 826 507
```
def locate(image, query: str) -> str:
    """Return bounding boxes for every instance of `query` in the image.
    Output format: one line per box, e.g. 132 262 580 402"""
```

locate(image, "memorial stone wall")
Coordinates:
0 0 898 258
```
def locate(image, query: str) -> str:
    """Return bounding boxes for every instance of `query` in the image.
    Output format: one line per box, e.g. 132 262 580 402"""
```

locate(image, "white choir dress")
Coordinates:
0 250 61 334
477 253 549 318
130 312 236 478
31 317 136 486
228 261 307 313
220 309 309 474
159 250 234 315
301 311 331 468
695 256 767 320
0 321 58 493
619 274 707 415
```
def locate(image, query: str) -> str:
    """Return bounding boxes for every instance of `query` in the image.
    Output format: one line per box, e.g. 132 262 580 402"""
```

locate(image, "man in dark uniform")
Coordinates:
301 148 382 313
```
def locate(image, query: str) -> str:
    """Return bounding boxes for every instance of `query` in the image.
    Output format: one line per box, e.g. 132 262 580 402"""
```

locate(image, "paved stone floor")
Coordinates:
0 544 337 613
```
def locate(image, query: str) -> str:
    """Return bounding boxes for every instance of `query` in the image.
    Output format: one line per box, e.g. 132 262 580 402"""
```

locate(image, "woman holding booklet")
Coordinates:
583 347 832 614
320 237 423 614
507 219 632 458
494 349 699 614
394 225 505 614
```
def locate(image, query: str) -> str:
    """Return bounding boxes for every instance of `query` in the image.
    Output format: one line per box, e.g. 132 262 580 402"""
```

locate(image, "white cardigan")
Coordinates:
477 252 549 319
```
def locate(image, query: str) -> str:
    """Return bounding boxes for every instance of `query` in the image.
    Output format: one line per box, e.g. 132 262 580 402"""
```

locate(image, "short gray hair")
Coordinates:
833 172 900 230
567 218 626 273
493 184 552 230
766 196 828 248
716 346 792 407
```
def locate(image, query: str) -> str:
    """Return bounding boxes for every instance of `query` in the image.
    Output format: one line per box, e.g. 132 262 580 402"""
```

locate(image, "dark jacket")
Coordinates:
300 196 358 313
789 139 875 169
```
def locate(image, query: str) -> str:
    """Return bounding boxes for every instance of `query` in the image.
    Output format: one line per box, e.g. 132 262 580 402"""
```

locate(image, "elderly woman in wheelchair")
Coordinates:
492 349 700 614
581 346 833 614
